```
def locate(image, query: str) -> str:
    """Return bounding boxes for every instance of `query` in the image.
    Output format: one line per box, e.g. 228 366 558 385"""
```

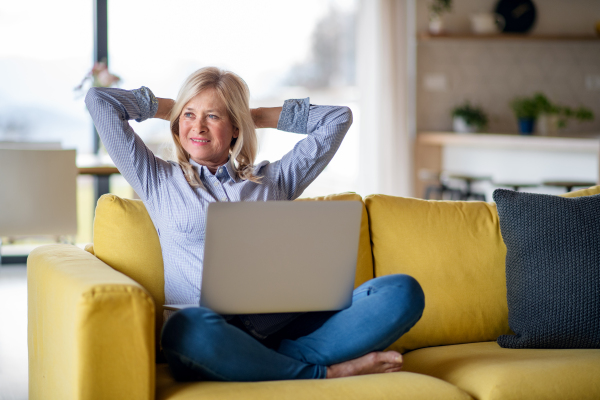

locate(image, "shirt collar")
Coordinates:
188 157 240 183
224 158 241 183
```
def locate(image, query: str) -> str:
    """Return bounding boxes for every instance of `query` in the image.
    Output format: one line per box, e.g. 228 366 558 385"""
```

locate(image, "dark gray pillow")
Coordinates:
493 189 600 349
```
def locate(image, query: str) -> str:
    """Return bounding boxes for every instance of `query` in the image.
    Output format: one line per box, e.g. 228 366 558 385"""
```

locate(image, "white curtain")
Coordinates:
357 0 416 197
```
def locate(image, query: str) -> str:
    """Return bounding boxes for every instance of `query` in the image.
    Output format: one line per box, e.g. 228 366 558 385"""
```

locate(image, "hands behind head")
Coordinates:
155 98 176 121
251 107 283 130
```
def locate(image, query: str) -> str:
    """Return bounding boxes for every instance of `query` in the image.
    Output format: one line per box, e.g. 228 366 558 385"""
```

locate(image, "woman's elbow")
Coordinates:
84 87 100 108
339 106 353 129
337 106 353 127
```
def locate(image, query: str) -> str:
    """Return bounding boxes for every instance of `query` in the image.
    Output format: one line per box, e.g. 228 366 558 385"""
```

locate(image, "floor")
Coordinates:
0 265 28 400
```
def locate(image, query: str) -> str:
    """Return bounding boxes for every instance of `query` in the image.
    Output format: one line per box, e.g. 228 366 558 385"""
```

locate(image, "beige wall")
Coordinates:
416 0 600 134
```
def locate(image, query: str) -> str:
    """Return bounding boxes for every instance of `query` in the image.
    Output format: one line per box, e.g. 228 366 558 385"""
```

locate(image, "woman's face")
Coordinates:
178 88 238 172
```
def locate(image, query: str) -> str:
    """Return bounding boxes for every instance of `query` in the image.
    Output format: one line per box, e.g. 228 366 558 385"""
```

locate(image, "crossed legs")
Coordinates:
161 274 425 382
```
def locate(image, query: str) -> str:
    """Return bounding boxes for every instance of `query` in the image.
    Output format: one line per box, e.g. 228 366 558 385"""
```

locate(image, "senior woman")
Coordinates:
85 67 425 382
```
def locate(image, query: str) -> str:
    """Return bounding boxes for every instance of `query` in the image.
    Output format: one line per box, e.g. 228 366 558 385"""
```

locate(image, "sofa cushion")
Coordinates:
93 193 373 344
403 341 600 400
365 195 510 353
155 364 472 400
494 188 600 349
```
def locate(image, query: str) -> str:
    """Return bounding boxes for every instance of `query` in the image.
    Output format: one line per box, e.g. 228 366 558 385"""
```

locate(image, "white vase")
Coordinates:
537 114 559 136
453 117 477 134
429 14 444 35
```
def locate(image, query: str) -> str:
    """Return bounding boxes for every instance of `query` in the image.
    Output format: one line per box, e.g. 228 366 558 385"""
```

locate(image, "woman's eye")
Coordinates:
184 112 194 118
208 114 218 119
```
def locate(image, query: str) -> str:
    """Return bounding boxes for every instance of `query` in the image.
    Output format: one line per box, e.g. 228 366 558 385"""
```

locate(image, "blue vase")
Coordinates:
518 118 535 135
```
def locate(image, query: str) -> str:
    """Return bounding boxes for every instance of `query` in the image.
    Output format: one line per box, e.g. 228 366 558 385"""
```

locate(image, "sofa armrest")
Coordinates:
28 244 155 400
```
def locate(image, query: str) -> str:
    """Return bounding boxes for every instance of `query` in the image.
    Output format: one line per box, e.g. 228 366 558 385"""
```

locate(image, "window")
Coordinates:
0 1 93 152
109 0 359 197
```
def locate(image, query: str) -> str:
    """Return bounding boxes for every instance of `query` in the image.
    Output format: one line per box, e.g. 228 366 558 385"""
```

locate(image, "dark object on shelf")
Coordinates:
543 181 597 192
518 118 535 135
495 0 537 33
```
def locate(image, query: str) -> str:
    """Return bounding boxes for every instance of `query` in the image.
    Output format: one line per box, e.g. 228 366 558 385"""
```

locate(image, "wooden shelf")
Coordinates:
418 33 600 42
417 132 600 153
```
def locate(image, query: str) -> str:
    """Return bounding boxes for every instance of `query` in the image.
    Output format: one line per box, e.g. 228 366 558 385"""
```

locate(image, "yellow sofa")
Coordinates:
27 188 600 400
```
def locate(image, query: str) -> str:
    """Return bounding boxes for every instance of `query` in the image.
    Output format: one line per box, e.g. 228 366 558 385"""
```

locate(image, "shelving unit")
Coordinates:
418 33 600 41
414 132 600 199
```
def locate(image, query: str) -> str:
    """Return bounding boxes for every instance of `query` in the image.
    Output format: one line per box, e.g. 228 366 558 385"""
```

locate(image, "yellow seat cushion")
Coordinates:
403 341 600 400
365 195 510 353
155 364 472 400
92 192 374 345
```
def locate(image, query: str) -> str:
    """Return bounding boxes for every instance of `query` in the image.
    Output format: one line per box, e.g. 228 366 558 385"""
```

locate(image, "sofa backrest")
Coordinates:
365 185 600 354
91 192 374 345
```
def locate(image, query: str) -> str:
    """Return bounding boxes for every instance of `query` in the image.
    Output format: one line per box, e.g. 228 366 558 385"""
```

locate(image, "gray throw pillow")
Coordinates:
493 189 600 349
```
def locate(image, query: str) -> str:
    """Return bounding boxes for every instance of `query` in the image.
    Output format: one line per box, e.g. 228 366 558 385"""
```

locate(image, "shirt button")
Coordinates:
221 197 227 201
218 167 223 174
213 181 219 187
244 321 251 326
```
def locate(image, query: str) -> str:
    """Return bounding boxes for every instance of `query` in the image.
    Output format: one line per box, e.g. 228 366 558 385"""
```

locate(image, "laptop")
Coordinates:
164 200 362 314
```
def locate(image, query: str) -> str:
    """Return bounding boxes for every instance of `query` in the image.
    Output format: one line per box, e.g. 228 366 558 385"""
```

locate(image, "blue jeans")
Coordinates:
161 274 425 381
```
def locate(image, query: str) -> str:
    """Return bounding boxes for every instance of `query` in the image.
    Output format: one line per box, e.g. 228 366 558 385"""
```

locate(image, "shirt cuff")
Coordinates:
277 98 309 134
131 86 159 122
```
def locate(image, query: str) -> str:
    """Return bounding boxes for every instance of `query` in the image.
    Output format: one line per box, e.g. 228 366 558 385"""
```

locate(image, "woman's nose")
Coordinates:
193 119 207 133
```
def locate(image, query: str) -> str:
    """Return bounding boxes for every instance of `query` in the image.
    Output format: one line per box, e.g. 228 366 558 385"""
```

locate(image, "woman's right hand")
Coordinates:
251 106 283 129
155 98 175 121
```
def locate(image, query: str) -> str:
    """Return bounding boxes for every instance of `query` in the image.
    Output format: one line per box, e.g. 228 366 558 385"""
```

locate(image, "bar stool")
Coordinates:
422 171 463 200
543 181 596 193
447 174 491 201
493 182 540 192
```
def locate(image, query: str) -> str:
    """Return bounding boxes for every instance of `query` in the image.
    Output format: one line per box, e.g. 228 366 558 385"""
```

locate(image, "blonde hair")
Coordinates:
169 67 260 187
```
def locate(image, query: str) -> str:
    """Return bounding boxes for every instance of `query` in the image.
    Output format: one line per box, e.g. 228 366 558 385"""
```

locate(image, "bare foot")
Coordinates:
326 351 403 378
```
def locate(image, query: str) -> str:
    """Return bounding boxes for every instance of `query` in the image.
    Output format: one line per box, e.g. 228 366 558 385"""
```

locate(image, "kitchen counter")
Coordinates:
414 132 600 199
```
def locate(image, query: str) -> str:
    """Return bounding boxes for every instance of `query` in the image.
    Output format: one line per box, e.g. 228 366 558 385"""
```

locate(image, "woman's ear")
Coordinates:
233 126 239 139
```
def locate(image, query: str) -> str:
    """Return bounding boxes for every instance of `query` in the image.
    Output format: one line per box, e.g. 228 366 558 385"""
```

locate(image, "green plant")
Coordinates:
510 96 539 120
430 0 452 17
511 93 595 128
532 93 594 128
451 102 488 131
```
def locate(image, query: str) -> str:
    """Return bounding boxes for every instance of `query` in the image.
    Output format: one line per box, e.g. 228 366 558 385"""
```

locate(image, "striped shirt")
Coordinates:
85 86 352 338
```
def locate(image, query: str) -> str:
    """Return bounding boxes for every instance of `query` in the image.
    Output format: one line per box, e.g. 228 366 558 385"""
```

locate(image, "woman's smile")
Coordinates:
190 138 210 145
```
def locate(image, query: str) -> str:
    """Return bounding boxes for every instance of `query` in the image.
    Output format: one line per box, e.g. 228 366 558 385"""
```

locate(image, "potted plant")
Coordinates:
511 93 595 136
429 0 452 35
509 96 539 135
451 102 488 133
533 93 594 135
